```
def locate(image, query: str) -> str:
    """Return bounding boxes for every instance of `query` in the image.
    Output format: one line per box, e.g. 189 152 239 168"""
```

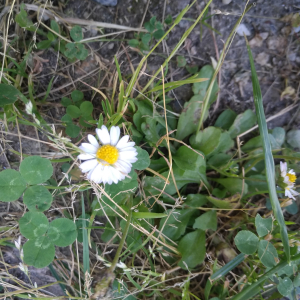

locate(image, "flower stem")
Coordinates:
108 195 133 273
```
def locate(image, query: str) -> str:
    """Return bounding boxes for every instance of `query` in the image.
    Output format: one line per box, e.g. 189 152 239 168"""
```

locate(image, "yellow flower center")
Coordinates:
287 173 297 183
96 145 119 164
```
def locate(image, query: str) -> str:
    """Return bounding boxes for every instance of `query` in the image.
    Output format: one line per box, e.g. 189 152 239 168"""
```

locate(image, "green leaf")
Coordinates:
66 123 80 138
23 236 55 268
271 127 285 148
184 194 207 208
61 114 73 123
214 178 248 195
164 14 173 25
66 105 82 118
176 65 217 141
47 218 77 247
277 263 297 276
255 214 272 237
206 195 235 209
277 277 293 297
0 169 27 202
193 210 217 231
23 185 53 212
246 39 290 261
153 29 165 39
76 43 89 60
128 39 139 47
19 211 49 239
132 147 150 170
257 240 278 268
51 20 60 34
20 156 53 185
173 146 204 171
178 229 206 269
61 97 72 107
15 5 35 31
132 212 167 219
293 273 300 287
71 90 84 102
190 127 222 156
234 230 259 255
0 84 28 106
158 209 197 241
36 40 52 50
80 101 93 116
144 22 155 33
142 33 151 45
286 130 300 149
228 109 256 139
214 109 237 130
70 25 83 42
176 55 187 67
64 43 76 59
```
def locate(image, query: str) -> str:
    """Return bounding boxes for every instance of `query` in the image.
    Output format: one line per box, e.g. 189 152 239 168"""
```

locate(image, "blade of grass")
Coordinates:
196 3 253 132
210 253 246 282
231 253 300 300
81 193 90 274
245 35 290 263
139 0 213 96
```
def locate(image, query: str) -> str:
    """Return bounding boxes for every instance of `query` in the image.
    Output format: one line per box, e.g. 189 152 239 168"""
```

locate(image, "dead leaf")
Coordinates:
255 52 270 66
281 86 296 100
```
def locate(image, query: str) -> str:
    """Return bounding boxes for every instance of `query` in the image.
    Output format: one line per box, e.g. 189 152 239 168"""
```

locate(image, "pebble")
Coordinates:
222 0 232 4
236 24 251 36
90 0 117 6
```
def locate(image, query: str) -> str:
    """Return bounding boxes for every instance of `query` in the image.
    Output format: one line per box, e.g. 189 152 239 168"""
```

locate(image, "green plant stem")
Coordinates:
231 253 300 300
108 195 133 273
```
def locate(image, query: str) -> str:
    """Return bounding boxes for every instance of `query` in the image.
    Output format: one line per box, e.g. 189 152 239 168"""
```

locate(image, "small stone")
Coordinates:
190 46 197 56
255 52 270 66
288 53 296 61
267 36 287 54
107 43 114 50
222 0 232 4
236 24 251 36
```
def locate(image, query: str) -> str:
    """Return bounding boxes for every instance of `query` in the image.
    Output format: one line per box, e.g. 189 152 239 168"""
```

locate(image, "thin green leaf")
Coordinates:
245 37 290 262
81 193 90 273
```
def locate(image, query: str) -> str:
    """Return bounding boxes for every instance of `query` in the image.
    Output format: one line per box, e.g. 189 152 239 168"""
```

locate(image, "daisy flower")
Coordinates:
78 125 138 185
280 161 299 200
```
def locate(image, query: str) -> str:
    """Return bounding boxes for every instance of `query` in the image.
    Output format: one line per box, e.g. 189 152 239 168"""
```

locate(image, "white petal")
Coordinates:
119 152 138 161
290 189 299 196
96 126 111 145
116 135 129 149
110 126 120 146
109 166 120 184
285 189 295 200
103 166 113 185
79 159 98 173
119 144 136 152
119 154 138 163
88 134 99 148
78 153 95 160
90 163 104 183
79 143 98 154
114 161 131 174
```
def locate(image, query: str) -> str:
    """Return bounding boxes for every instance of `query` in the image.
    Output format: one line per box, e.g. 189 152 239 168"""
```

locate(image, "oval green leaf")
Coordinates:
257 240 278 268
48 218 77 247
23 185 53 212
0 84 28 106
23 236 55 268
66 105 82 118
19 211 49 239
255 214 273 237
234 230 259 255
178 229 206 269
132 147 150 170
132 212 167 219
277 277 293 297
70 25 83 42
20 156 53 185
193 210 217 231
80 101 93 116
0 169 27 202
